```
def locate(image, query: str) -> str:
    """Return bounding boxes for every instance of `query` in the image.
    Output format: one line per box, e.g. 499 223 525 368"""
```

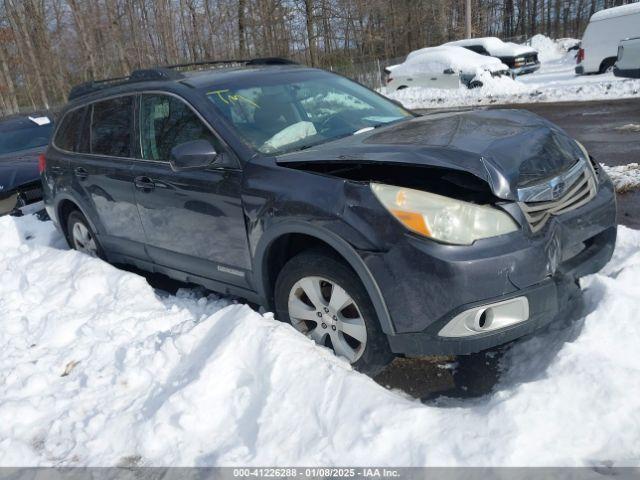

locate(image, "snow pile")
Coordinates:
385 35 640 108
528 34 574 62
603 163 640 193
386 67 640 108
1 215 640 466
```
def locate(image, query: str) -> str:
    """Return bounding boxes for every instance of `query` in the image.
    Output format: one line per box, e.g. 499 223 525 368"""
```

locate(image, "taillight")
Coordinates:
38 153 46 173
577 48 585 63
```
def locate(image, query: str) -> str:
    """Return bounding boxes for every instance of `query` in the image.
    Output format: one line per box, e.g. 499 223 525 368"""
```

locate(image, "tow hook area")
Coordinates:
438 296 530 338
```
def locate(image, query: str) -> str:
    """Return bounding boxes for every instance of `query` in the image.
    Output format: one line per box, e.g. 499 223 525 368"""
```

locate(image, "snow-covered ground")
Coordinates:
1 214 640 467
385 35 640 109
603 163 640 193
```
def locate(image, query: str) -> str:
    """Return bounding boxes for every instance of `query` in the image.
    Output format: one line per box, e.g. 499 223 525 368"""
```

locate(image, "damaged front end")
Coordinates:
272 108 617 350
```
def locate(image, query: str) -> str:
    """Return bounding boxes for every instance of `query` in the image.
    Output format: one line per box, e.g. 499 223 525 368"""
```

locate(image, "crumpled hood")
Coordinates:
276 109 584 201
0 147 41 196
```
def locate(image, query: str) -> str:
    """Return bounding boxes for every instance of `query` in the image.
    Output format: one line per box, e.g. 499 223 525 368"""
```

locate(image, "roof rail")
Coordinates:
68 68 184 101
68 58 298 101
164 57 298 71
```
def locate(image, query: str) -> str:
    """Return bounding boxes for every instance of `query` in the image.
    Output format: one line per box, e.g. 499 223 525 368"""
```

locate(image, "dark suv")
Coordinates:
42 59 616 375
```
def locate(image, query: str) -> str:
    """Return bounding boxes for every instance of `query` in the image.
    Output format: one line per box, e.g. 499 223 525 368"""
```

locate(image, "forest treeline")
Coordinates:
0 0 636 115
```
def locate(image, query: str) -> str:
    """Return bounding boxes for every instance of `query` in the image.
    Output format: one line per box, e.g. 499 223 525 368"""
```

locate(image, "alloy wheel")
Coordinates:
287 276 367 363
72 222 98 257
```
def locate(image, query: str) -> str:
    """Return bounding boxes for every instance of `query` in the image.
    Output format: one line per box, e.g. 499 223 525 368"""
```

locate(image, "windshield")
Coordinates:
205 70 411 154
0 118 53 155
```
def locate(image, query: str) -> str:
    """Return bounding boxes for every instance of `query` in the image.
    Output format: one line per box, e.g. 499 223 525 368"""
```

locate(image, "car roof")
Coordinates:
444 37 537 56
591 2 640 22
180 64 313 89
65 59 310 107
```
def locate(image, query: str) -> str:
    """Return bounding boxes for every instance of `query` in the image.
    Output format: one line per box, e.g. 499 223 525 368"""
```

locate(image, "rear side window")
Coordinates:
467 45 488 55
91 97 133 157
54 108 86 151
140 94 220 161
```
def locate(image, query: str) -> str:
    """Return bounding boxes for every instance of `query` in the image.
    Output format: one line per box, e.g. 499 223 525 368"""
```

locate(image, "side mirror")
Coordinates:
443 68 455 74
170 139 217 171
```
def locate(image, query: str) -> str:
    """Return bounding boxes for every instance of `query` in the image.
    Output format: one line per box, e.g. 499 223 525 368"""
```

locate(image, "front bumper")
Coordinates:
614 67 640 79
363 176 617 356
511 63 540 75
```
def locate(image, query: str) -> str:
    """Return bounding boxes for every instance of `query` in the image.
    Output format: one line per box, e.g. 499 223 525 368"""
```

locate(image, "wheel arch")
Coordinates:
599 56 617 73
55 195 99 246
255 221 395 335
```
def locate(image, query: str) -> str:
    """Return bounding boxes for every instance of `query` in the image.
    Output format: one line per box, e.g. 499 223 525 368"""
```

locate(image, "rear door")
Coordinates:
131 92 252 287
68 95 148 259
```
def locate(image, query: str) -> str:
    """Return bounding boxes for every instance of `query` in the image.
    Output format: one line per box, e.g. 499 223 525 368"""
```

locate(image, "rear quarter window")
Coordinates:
54 107 87 152
90 96 133 157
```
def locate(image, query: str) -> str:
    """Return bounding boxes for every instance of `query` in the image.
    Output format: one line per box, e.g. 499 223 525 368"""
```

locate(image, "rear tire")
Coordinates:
66 210 104 259
599 57 616 74
275 250 393 376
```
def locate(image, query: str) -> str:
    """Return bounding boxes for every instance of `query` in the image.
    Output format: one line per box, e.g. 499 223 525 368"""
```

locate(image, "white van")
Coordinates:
614 37 640 78
576 2 640 74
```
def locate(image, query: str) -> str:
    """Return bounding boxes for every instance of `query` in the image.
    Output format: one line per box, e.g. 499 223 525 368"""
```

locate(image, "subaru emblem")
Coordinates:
551 181 565 199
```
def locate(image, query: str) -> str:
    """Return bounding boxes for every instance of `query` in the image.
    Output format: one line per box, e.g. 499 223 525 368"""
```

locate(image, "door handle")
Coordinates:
74 167 88 180
134 176 155 192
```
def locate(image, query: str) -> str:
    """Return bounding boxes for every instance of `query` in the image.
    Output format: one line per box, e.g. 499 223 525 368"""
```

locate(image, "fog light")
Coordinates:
438 297 529 338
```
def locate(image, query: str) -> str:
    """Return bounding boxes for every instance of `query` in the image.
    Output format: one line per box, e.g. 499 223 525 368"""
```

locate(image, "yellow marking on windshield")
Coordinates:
207 89 259 108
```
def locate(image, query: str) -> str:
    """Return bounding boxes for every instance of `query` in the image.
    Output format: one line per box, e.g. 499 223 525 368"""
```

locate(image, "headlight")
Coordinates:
370 183 518 245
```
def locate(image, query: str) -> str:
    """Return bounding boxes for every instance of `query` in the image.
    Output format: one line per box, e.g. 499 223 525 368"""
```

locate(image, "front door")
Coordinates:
132 93 252 287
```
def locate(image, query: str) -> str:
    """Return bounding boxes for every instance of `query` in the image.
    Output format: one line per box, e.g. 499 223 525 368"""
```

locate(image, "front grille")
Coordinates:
519 168 597 233
588 155 600 175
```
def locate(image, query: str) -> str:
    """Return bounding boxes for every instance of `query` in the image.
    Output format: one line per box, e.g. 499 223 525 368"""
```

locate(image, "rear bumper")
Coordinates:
364 176 617 356
0 182 44 216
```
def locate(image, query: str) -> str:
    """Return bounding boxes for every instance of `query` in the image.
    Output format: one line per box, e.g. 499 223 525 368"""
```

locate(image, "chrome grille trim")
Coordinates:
518 167 597 233
517 159 585 202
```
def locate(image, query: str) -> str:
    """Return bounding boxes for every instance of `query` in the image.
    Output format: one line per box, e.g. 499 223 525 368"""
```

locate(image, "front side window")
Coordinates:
91 96 133 157
205 71 411 154
140 94 220 161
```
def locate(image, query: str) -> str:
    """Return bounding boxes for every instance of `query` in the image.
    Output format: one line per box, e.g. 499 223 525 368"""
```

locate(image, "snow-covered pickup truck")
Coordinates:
614 37 640 78
444 37 540 75
384 45 510 92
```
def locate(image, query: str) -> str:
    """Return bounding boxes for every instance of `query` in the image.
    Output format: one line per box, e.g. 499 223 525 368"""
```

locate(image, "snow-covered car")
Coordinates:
614 37 640 78
444 37 540 75
385 46 510 92
576 2 640 74
0 114 53 216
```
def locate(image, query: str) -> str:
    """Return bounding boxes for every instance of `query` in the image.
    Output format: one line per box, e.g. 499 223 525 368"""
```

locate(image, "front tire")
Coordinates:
275 250 393 376
66 210 103 258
